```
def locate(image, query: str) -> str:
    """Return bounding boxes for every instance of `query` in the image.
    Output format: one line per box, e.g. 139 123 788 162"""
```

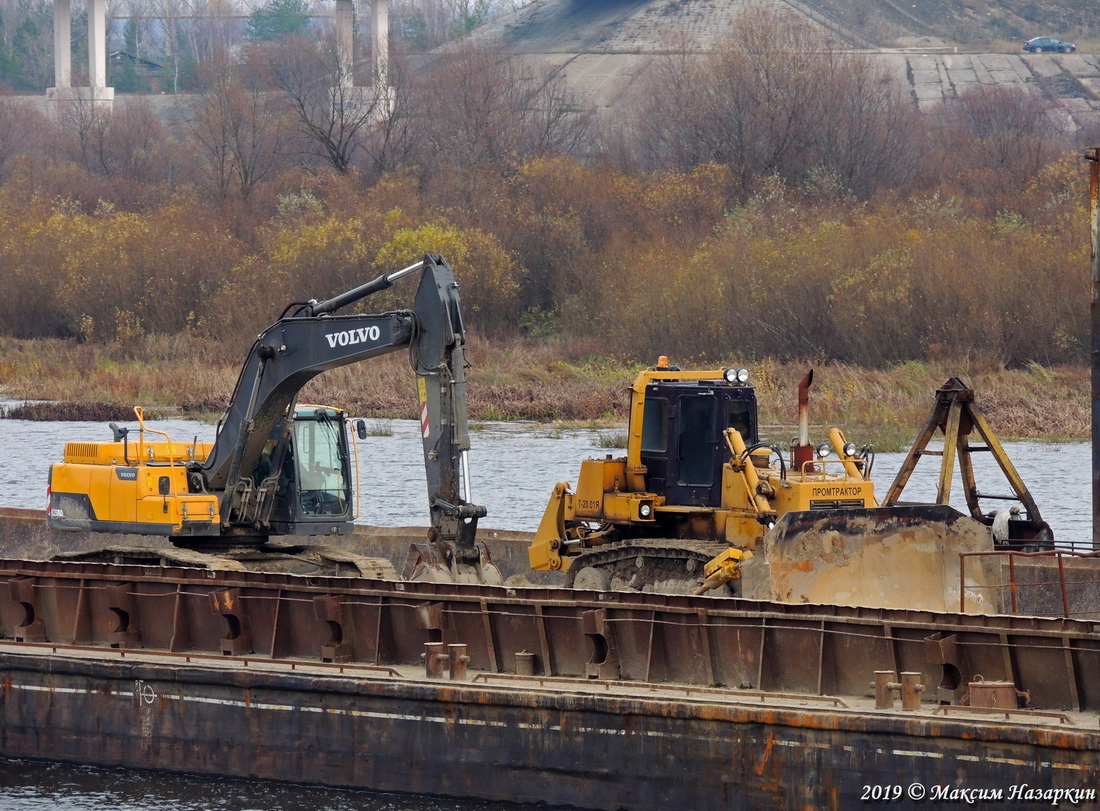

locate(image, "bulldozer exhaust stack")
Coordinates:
792 369 815 474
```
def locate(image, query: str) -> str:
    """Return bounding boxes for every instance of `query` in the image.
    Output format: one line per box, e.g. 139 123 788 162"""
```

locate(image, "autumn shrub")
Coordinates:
922 85 1070 214
0 195 72 338
597 241 728 360
374 222 522 334
51 202 243 341
477 158 737 337
587 173 1088 367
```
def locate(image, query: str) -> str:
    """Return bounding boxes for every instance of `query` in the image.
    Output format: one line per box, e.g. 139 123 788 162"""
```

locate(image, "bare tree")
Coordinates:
931 84 1064 180
628 8 918 197
186 0 239 84
0 94 44 177
256 31 391 174
520 62 594 158
53 96 113 173
149 0 187 92
803 51 922 197
356 49 424 178
630 34 707 170
53 96 169 181
186 66 291 200
409 39 593 174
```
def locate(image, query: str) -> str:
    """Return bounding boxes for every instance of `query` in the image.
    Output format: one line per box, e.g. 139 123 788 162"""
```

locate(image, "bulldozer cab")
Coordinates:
638 377 759 508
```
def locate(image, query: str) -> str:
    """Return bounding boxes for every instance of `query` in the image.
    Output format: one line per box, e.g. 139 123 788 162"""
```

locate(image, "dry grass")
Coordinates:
754 360 1088 448
0 336 1087 448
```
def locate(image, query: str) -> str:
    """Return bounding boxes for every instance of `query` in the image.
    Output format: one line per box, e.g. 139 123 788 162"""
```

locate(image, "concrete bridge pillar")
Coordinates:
87 0 108 92
334 0 391 112
371 0 392 112
371 0 389 85
335 0 354 90
48 0 114 107
52 0 70 89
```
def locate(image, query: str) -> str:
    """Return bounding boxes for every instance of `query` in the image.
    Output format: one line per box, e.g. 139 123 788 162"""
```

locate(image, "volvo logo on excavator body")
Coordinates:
325 326 382 348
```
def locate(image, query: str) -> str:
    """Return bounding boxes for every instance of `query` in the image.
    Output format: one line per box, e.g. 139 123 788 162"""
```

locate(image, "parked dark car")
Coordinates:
1023 37 1076 53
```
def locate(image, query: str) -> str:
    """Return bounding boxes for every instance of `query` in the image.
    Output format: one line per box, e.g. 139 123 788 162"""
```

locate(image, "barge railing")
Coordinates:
2 558 1098 712
960 548 1100 619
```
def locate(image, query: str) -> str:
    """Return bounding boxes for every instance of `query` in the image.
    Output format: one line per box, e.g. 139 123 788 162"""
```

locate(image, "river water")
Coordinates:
0 414 1091 807
0 414 1091 541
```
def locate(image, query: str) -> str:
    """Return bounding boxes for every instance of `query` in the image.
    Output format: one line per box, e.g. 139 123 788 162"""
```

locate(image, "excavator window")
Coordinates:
677 395 716 487
293 416 350 516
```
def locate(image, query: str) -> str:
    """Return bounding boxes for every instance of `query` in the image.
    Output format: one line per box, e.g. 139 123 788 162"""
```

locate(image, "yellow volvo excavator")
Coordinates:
47 255 500 584
529 362 1050 607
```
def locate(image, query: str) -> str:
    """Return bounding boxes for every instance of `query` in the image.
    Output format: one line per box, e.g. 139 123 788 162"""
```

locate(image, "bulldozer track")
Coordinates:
564 539 731 594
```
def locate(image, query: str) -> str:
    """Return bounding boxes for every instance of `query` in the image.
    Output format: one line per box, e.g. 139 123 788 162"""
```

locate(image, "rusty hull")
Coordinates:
2 558 1099 709
1 645 1099 810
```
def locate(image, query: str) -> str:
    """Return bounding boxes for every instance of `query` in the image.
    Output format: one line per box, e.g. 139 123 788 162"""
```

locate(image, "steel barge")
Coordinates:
0 552 1097 809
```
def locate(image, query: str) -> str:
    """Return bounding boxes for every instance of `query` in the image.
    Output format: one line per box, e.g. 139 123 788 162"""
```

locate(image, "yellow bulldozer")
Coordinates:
529 361 1051 609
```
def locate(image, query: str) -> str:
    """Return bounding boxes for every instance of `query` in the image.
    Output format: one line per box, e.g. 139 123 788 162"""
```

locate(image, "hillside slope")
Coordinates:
815 0 1094 48
477 0 1100 129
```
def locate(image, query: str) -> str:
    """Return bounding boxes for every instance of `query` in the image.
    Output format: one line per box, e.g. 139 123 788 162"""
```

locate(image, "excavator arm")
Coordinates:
200 311 414 496
196 254 485 543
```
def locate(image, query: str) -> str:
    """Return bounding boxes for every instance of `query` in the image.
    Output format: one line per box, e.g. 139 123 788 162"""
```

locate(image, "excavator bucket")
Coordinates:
404 540 504 586
738 505 1003 614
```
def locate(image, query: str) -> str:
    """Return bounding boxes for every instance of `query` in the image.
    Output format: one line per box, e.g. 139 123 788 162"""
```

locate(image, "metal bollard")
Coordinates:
516 650 535 676
449 643 470 680
424 642 447 679
900 671 925 711
871 670 925 711
872 671 898 709
969 675 1029 709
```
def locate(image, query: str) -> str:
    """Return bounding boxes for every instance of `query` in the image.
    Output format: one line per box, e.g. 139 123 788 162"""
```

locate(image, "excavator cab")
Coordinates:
259 406 355 532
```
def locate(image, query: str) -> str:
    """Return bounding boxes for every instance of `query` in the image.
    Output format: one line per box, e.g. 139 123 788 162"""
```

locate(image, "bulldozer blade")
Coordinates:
739 505 1001 614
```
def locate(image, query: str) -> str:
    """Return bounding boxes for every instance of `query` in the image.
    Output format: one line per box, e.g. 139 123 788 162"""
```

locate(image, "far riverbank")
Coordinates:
0 336 1087 451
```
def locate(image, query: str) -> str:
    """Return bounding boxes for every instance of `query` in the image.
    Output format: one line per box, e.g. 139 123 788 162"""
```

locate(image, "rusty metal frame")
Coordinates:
1 558 1098 713
1089 146 1100 552
883 378 1043 527
961 549 1100 619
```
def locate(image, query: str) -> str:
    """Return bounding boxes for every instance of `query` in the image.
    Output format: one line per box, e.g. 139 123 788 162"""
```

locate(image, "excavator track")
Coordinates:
53 544 399 579
563 540 733 595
